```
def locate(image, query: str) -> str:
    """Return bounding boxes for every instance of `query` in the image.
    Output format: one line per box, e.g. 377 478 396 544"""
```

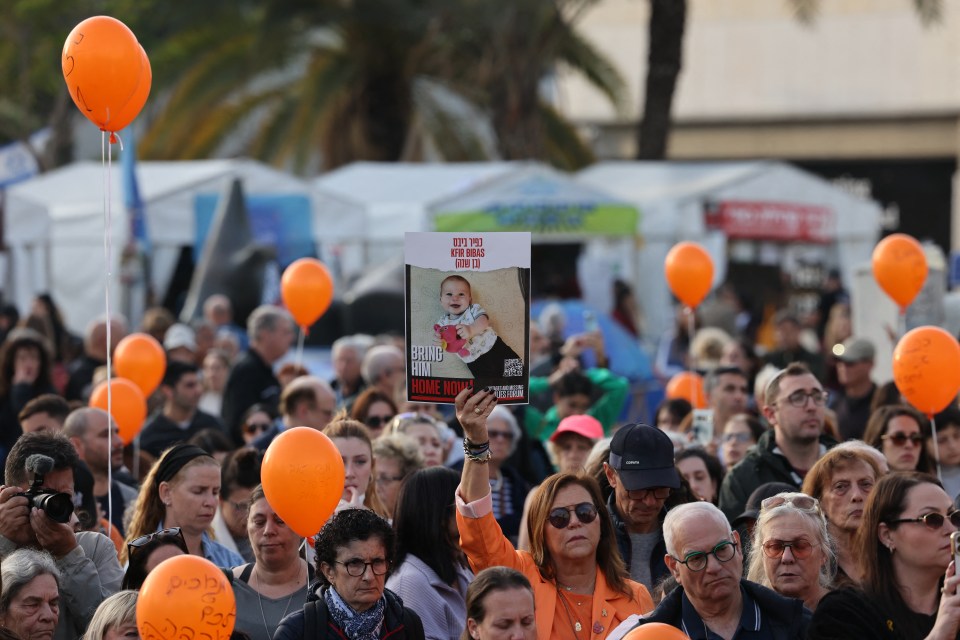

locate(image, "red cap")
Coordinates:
550 415 604 443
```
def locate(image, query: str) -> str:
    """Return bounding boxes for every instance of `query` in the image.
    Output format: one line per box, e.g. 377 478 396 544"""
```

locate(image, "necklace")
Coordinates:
255 564 302 638
556 588 583 635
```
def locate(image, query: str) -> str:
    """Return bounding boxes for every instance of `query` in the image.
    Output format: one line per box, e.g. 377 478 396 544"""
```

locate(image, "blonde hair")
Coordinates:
84 591 138 640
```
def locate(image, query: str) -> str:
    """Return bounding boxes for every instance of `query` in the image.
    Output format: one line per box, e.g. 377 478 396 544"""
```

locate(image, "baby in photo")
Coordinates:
434 275 522 379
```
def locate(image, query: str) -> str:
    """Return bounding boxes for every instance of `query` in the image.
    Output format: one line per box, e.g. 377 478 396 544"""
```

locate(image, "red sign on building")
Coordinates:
705 201 835 244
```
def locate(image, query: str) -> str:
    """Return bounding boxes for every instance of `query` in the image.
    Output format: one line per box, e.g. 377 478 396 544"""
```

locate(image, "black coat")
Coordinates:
274 585 424 640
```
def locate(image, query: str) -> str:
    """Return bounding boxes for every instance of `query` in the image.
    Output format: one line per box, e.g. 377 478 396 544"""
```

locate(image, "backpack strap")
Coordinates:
303 600 327 639
401 607 424 640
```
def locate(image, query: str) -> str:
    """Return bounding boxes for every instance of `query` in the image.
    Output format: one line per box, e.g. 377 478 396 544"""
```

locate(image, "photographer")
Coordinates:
0 432 123 640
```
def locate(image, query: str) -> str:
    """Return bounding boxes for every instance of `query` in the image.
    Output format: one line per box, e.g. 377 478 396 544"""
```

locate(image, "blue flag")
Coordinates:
121 131 149 252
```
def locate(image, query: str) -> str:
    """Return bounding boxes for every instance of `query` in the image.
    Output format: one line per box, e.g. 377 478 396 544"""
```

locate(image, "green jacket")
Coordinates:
524 367 629 441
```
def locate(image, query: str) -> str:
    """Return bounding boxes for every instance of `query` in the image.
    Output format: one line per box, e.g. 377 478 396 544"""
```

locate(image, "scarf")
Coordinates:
324 586 386 640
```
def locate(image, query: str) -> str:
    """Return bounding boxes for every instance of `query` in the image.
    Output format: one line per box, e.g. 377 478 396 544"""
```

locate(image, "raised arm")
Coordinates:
455 387 498 502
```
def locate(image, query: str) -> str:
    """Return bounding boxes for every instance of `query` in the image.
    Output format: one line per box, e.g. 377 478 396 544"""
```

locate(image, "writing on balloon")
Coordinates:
450 236 484 269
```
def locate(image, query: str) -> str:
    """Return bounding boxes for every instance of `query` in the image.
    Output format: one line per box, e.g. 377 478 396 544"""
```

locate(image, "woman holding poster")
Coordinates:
454 387 653 640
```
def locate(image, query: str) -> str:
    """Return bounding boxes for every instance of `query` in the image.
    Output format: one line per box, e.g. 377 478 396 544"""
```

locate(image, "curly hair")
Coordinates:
314 508 395 586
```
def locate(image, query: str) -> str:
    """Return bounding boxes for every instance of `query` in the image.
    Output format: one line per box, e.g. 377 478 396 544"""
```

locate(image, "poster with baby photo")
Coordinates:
405 232 531 405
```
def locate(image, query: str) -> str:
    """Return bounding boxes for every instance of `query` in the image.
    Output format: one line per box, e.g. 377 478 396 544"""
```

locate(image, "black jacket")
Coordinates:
222 348 281 446
718 429 837 522
634 579 810 640
274 584 424 640
607 494 669 590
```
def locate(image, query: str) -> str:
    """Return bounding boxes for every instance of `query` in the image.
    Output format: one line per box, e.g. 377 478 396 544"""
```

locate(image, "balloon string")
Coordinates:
931 416 943 483
296 329 306 370
686 307 696 405
102 131 114 540
898 311 906 342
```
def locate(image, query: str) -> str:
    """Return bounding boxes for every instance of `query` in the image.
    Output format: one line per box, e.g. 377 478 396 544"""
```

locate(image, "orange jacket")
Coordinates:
457 492 653 639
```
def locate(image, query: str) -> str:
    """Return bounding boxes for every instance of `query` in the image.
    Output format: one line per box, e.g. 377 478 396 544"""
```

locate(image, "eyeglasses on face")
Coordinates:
487 430 515 441
721 432 753 444
888 511 960 531
775 389 829 408
243 421 272 435
674 540 738 572
881 432 924 447
128 527 183 554
336 557 390 577
547 502 599 529
365 415 395 429
375 474 404 485
227 500 249 514
761 539 816 559
760 493 821 514
624 487 671 501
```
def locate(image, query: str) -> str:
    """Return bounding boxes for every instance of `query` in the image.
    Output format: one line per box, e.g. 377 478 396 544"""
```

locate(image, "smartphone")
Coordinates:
691 409 715 449
952 531 960 566
583 310 599 333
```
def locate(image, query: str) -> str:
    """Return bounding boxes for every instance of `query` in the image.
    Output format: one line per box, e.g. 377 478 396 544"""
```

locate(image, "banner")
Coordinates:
405 232 531 404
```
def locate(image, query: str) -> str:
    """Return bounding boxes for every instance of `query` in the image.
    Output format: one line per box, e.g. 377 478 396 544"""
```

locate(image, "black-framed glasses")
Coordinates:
881 432 924 447
365 415 394 429
375 474 404 486
547 502 599 529
336 557 390 577
243 421 272 435
624 487 671 501
487 430 515 441
775 390 829 408
761 539 816 559
674 540 738 572
128 527 184 555
888 511 960 530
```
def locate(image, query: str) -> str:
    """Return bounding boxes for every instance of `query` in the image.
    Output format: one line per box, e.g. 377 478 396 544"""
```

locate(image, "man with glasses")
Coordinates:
719 363 837 523
618 502 810 639
603 423 681 592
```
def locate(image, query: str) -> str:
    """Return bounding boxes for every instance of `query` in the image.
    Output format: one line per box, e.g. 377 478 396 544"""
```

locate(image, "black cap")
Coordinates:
608 423 680 491
732 481 797 527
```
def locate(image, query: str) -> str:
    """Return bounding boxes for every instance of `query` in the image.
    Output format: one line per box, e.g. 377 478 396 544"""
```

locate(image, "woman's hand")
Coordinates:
929 561 960 639
455 387 496 444
335 486 367 514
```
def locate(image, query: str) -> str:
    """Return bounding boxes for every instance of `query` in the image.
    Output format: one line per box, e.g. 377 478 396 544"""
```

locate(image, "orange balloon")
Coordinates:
893 326 960 416
62 16 147 132
137 555 236 640
261 427 345 538
89 378 147 444
872 233 927 310
281 258 335 328
623 622 691 640
665 372 707 409
114 333 165 396
106 45 151 135
665 242 714 308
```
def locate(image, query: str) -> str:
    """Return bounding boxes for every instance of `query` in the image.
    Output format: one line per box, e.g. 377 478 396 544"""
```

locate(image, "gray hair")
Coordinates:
488 406 522 457
663 502 733 558
745 492 836 592
361 345 404 385
0 548 60 614
332 334 375 361
372 433 425 479
84 590 138 640
246 305 293 343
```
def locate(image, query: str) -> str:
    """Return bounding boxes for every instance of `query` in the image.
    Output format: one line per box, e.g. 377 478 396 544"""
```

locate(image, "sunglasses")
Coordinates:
761 539 816 559
760 493 821 514
243 421 272 435
128 527 184 555
721 432 754 444
547 502 599 529
888 511 960 530
487 430 515 441
881 432 924 447
365 415 395 429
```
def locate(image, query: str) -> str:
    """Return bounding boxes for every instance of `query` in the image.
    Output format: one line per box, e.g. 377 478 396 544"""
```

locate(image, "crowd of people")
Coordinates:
0 274 959 640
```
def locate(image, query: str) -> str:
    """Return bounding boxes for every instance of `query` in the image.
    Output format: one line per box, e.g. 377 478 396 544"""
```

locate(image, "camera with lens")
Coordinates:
16 454 74 524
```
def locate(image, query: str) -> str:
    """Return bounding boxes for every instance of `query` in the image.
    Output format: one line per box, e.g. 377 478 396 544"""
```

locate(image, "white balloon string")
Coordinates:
686 307 696 404
296 330 306 370
103 131 114 540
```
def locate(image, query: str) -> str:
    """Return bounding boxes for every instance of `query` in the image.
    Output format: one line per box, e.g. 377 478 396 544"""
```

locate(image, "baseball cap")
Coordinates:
164 323 197 352
835 337 875 363
607 423 680 491
550 415 604 443
732 482 796 528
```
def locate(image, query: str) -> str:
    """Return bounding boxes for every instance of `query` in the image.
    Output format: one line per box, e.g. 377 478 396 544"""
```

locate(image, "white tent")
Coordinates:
4 159 360 333
578 161 883 338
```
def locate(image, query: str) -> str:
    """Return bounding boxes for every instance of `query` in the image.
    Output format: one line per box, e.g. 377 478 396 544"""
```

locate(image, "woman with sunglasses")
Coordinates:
745 493 835 611
454 387 652 640
122 527 189 589
372 433 424 519
720 413 766 471
809 471 960 638
351 388 398 440
802 444 883 587
275 508 425 640
232 485 312 640
122 443 244 568
387 467 473 640
240 403 277 446
864 404 934 473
